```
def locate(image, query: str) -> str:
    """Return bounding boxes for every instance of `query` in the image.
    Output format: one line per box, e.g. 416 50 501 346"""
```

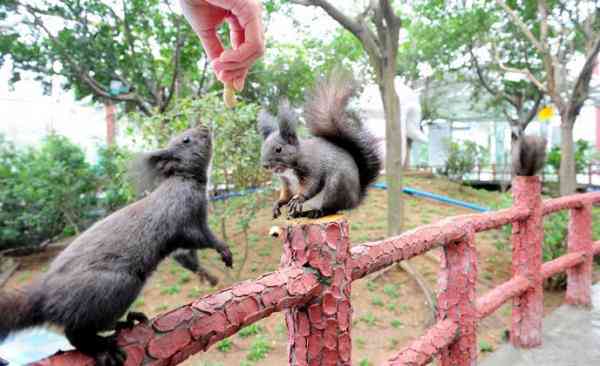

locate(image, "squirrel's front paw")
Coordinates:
93 346 126 366
115 311 149 332
272 202 283 219
287 195 305 218
219 245 233 268
89 336 127 366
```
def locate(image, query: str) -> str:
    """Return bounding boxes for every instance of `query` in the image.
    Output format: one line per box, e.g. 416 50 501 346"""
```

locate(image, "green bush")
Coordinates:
491 193 600 288
238 324 263 338
127 94 268 191
93 145 135 212
0 134 99 249
246 336 271 362
216 338 232 353
546 139 593 174
444 140 488 183
479 339 494 353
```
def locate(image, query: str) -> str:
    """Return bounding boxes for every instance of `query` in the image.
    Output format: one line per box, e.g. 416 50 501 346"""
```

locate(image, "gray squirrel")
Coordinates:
0 126 232 366
130 153 220 287
511 126 547 176
259 70 382 219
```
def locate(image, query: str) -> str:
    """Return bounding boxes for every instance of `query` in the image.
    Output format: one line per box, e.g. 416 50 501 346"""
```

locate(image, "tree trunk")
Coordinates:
559 120 577 195
380 74 404 236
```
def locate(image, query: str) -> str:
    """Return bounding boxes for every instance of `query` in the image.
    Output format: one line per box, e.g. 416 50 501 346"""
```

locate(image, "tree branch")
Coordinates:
567 34 600 123
80 72 153 116
161 18 184 113
197 57 210 96
538 0 549 45
495 0 545 54
495 51 547 93
502 107 518 126
469 47 505 102
379 0 401 30
122 0 161 106
524 91 543 127
370 0 386 46
581 5 598 44
20 1 154 116
290 0 382 73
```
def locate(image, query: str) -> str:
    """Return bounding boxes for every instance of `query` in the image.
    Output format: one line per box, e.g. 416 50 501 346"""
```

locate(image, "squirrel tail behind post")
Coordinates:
512 131 547 176
0 288 40 341
303 69 382 200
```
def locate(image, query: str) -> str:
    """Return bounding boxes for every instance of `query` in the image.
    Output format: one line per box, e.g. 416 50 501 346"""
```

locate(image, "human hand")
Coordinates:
180 0 265 91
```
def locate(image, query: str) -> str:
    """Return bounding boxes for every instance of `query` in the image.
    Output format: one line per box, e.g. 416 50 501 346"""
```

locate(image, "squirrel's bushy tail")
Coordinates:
304 69 382 199
512 135 547 176
0 288 39 341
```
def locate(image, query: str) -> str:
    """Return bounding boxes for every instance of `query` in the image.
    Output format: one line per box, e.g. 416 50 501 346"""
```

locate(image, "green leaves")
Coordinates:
0 133 137 250
401 1 543 125
0 134 99 249
127 93 266 190
546 139 593 174
1 0 207 114
444 140 489 183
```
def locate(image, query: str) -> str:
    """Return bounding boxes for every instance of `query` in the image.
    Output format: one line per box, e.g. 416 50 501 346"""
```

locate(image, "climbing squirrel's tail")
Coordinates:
303 69 382 200
0 287 41 342
511 130 547 176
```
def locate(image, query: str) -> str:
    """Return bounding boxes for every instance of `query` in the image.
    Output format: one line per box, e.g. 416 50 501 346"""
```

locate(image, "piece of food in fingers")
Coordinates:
224 83 238 108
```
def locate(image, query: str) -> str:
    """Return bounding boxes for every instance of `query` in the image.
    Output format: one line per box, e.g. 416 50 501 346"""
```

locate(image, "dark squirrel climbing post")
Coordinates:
511 126 547 177
281 216 353 366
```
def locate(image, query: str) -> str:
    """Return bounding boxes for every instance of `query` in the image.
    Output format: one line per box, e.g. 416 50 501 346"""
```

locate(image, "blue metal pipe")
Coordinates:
371 182 489 212
211 183 490 212
210 187 264 201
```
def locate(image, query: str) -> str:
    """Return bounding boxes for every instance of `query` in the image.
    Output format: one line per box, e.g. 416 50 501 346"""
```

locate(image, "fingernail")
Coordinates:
233 78 244 91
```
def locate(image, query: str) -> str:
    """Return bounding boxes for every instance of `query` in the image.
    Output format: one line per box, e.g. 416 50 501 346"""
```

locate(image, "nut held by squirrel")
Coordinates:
224 83 238 108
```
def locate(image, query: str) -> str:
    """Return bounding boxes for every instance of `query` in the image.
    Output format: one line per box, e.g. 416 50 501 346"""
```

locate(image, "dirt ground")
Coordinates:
5 176 600 366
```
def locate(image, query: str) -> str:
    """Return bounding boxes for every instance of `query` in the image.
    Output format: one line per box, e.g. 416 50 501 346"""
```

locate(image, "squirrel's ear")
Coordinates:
258 109 277 139
147 147 174 163
128 148 172 197
277 99 298 145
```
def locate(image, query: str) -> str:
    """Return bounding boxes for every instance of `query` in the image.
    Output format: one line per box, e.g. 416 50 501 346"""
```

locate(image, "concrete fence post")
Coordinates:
437 227 478 366
281 217 353 366
566 202 593 306
510 176 543 348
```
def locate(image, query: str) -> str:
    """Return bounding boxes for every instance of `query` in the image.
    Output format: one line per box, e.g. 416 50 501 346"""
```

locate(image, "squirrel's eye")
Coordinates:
183 136 191 144
275 146 282 153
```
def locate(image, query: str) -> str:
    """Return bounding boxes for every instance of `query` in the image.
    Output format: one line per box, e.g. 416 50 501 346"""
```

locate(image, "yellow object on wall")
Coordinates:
538 106 554 121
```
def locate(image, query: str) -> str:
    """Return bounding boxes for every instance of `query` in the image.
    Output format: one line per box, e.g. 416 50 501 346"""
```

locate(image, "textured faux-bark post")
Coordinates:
510 176 543 348
281 216 353 366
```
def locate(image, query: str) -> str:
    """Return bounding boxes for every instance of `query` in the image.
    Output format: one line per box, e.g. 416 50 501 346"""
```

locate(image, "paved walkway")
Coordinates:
481 284 600 366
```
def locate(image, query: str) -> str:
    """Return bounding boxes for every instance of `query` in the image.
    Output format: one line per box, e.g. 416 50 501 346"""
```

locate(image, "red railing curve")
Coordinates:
32 176 600 366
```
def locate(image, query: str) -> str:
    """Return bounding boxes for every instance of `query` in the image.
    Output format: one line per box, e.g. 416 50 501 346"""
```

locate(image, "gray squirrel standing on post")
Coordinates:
259 70 382 219
511 125 547 176
0 125 232 366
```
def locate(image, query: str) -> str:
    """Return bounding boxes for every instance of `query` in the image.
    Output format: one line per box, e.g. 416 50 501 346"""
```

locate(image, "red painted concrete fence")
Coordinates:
33 176 600 365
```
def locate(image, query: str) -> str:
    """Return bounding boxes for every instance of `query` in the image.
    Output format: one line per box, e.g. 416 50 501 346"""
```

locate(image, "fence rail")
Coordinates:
33 176 600 366
414 162 600 187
